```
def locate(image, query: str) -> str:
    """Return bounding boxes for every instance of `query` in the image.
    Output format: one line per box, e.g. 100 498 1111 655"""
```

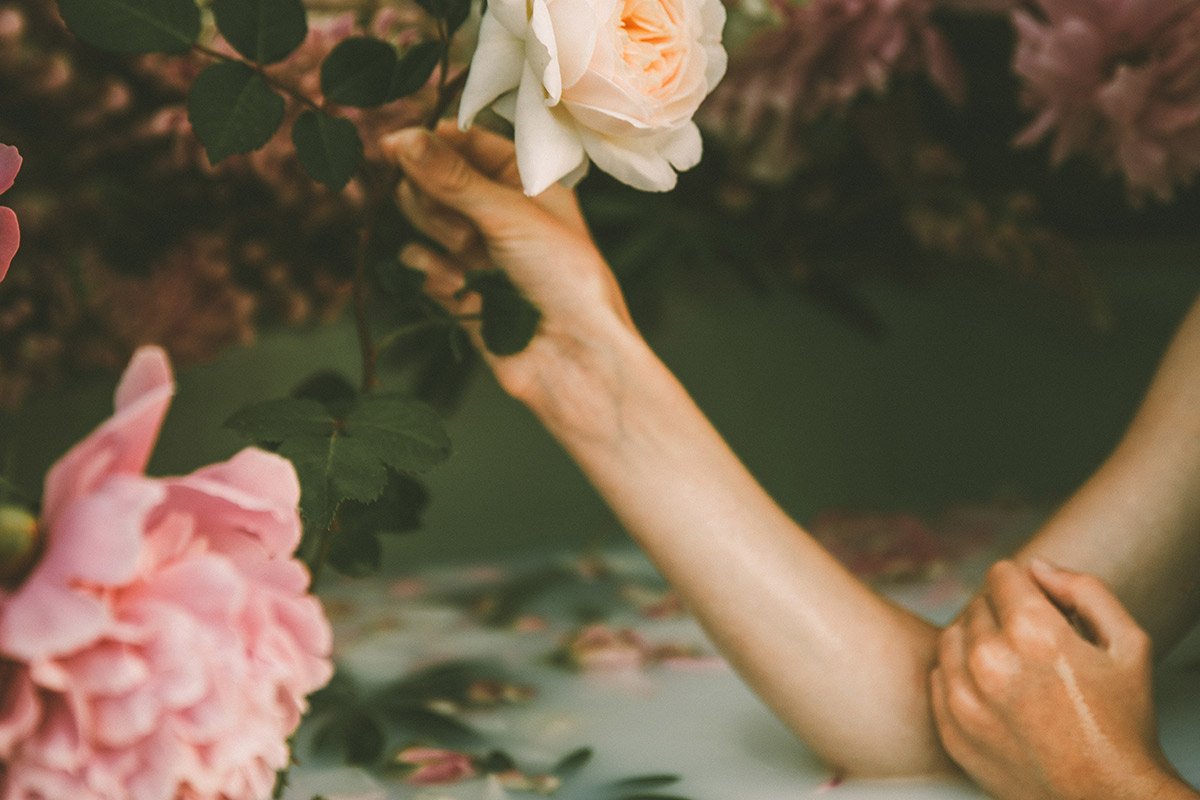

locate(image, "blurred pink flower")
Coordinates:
0 143 20 281
1013 0 1200 202
394 747 477 786
0 347 333 800
565 624 649 671
701 0 963 177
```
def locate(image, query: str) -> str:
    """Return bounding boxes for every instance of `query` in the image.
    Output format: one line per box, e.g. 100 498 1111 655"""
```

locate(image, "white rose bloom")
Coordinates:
458 0 728 195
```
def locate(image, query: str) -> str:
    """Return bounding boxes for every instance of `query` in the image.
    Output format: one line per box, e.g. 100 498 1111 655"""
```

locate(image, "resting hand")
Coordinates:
931 559 1194 800
380 123 637 418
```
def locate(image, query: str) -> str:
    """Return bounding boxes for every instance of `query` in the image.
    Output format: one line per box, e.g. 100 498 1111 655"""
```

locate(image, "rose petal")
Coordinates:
458 11 526 129
515 62 586 195
579 129 678 191
486 0 530 40
547 0 600 89
527 0 563 103
659 122 703 171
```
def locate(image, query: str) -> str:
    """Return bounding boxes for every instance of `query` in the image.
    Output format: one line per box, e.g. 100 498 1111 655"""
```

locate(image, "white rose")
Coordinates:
458 0 728 195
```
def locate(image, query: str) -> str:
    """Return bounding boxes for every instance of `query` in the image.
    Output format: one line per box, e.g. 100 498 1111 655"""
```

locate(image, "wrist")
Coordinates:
505 309 655 443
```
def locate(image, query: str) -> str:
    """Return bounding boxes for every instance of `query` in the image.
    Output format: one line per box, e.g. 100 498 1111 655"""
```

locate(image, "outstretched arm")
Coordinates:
382 123 950 776
1013 297 1200 652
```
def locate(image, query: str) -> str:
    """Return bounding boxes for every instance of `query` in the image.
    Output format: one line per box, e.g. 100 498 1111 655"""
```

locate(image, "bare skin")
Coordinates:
379 123 1200 794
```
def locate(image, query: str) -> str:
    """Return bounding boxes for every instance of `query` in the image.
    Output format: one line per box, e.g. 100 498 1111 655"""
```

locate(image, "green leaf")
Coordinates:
390 41 443 99
375 258 427 298
292 109 363 191
327 529 382 577
321 37 397 107
607 776 681 791
553 747 593 779
211 0 307 65
57 0 200 54
339 471 430 538
459 270 541 356
312 709 385 766
188 62 285 164
226 394 449 531
415 0 473 33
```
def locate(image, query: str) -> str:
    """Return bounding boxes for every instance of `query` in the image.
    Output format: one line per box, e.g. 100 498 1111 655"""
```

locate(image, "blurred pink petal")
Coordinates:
0 206 17 281
40 346 174 526
0 144 19 195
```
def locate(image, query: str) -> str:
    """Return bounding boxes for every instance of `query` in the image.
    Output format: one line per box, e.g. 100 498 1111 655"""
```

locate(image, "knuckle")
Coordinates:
966 639 1016 696
438 154 474 194
985 559 1016 588
1006 609 1057 652
946 682 986 727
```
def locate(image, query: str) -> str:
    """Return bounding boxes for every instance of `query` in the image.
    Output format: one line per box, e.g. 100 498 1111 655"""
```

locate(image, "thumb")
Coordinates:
1029 559 1149 658
381 128 527 237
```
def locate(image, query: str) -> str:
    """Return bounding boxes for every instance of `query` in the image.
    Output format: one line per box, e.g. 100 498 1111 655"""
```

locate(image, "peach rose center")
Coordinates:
617 0 687 97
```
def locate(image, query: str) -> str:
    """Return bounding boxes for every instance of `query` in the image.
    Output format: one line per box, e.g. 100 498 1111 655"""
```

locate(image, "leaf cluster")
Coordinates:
55 0 455 190
226 371 449 576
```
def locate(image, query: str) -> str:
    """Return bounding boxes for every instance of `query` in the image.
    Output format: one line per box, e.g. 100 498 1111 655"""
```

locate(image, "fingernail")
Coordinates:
1029 558 1056 574
388 129 430 164
399 244 427 270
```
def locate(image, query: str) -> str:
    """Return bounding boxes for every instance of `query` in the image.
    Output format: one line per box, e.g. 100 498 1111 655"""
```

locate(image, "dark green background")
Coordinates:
7 239 1197 570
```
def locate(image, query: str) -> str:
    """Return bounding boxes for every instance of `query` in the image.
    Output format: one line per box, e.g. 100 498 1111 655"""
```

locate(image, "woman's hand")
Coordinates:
380 123 639 424
931 559 1194 800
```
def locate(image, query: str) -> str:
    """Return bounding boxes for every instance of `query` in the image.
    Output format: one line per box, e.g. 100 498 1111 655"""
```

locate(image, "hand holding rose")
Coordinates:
931 560 1198 800
381 123 642 422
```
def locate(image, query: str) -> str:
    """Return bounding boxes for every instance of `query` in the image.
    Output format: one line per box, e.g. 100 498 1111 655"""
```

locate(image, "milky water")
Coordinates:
284 551 1200 800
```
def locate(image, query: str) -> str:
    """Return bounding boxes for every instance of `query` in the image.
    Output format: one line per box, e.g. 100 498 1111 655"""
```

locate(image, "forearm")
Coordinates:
1016 297 1200 652
516 320 951 776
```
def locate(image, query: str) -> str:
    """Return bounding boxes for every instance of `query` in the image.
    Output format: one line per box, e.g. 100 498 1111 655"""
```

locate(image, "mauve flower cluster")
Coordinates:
0 347 333 800
700 0 964 180
0 0 451 410
1012 0 1200 202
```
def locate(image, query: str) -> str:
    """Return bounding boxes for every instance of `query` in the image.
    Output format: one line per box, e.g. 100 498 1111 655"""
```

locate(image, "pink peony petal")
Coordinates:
90 684 161 747
165 448 303 559
62 642 150 696
0 206 18 282
0 581 109 663
0 666 40 757
0 144 19 195
41 347 174 526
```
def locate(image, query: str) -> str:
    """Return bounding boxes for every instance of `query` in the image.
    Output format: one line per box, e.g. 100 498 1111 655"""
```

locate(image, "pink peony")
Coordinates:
0 347 333 800
0 143 20 281
1012 0 1200 202
700 0 963 178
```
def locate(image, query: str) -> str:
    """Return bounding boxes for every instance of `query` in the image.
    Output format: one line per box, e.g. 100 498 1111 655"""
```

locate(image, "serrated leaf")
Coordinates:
57 0 200 54
211 0 307 65
390 41 443 99
339 470 430 539
291 370 358 418
292 109 363 191
346 394 451 474
188 62 284 164
226 394 448 531
460 270 541 356
321 37 397 107
226 397 334 442
327 529 382 577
